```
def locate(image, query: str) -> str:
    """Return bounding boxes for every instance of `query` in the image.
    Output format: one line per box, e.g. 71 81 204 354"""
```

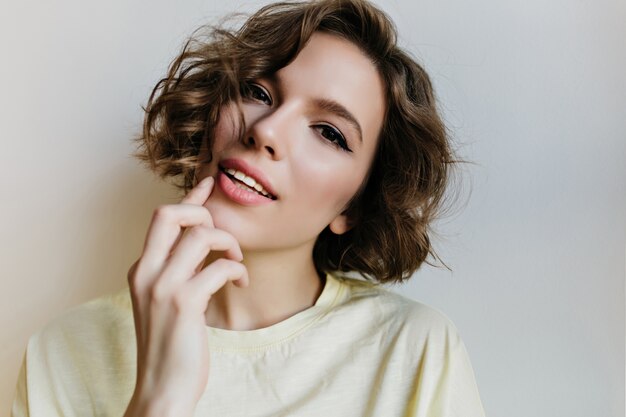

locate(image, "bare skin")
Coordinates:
124 177 248 417
123 32 385 416
197 32 384 331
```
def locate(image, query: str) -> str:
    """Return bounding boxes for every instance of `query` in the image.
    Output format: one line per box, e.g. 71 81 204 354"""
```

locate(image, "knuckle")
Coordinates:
153 204 174 222
149 281 169 304
221 229 239 245
186 224 213 245
227 234 241 249
188 223 211 237
126 260 138 283
128 279 142 300
218 230 233 243
211 258 231 269
127 257 152 287
127 272 139 292
201 208 214 225
127 260 147 290
213 258 243 275
171 290 188 313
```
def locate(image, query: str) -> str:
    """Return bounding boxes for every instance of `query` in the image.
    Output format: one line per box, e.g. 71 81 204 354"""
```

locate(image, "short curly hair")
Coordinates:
132 0 460 284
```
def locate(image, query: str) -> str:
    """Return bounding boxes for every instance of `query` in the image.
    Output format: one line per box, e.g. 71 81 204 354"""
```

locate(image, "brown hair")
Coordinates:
132 0 460 284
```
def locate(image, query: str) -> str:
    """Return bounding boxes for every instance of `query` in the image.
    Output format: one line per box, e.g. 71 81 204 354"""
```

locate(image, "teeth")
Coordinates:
224 167 273 198
242 176 256 188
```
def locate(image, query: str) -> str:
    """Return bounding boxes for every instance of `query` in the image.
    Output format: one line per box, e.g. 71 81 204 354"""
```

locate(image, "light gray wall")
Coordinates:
1 1 624 416
381 1 625 415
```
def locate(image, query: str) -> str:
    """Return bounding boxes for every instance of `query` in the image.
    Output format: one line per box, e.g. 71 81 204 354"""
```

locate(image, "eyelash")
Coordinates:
313 125 351 152
242 82 272 105
241 82 352 153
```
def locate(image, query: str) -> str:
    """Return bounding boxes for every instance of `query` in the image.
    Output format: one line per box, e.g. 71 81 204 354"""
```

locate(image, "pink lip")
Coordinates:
216 170 275 206
215 158 278 206
218 158 278 199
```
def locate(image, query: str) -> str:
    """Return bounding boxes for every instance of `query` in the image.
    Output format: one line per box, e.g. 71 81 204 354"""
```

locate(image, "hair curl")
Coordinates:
132 0 461 284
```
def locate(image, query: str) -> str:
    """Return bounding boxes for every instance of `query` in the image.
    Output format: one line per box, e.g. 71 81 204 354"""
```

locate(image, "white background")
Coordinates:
1 1 624 416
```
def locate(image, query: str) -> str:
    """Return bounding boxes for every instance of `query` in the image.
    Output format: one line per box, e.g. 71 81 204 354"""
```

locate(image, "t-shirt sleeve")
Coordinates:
10 291 136 417
10 329 76 417
404 309 486 417
11 349 30 417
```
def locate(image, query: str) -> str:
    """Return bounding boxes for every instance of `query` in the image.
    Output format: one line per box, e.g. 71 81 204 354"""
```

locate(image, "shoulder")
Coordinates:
39 286 132 336
332 276 485 415
332 274 462 345
28 286 134 362
16 288 137 415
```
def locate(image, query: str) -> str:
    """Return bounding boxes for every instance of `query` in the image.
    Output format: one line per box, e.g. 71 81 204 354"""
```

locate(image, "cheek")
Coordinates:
212 111 236 152
291 152 364 215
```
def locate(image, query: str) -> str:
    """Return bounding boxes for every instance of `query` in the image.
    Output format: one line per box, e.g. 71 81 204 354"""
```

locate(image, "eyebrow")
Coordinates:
312 98 363 144
264 73 363 143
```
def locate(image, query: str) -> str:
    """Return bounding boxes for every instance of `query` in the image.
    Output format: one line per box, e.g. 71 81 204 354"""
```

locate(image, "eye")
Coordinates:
314 124 352 152
241 82 272 105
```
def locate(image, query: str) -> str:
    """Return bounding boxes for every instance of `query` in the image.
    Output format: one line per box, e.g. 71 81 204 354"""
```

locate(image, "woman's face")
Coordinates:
196 31 385 252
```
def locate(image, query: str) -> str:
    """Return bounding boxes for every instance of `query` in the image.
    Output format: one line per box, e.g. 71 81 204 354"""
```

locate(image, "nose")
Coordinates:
242 135 279 159
242 107 291 160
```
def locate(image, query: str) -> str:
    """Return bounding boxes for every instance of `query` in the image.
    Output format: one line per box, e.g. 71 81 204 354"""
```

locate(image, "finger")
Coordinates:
161 175 216 256
178 259 249 313
180 176 214 206
159 226 243 288
140 204 214 272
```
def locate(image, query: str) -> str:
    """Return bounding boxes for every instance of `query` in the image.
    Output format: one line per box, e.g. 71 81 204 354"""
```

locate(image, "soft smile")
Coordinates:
216 158 279 205
218 165 277 200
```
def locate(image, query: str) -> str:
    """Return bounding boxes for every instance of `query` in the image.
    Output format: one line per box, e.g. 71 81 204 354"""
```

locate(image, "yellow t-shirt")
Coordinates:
11 273 486 416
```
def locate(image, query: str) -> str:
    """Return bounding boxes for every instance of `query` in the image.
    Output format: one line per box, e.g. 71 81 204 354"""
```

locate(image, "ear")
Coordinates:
328 212 354 235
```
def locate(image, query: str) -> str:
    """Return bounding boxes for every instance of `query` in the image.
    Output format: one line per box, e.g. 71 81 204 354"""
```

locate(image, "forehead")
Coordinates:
271 32 386 148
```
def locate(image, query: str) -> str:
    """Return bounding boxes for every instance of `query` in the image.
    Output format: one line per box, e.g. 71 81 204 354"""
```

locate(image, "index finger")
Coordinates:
181 176 215 206
139 176 216 269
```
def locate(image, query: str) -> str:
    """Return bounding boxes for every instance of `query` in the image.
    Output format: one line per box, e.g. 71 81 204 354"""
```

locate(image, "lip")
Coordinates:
216 170 275 206
218 158 278 199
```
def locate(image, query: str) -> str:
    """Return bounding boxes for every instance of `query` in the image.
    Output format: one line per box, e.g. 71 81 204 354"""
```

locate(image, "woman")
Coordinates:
12 1 485 416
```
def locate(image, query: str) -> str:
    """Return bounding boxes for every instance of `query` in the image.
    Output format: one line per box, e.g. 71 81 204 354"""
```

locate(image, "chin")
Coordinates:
204 201 254 248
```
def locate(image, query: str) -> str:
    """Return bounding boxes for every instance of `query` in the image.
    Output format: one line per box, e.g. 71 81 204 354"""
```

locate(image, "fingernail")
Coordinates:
199 176 214 187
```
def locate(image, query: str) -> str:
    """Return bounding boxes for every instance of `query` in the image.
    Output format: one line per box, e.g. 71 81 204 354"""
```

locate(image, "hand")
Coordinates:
123 176 249 417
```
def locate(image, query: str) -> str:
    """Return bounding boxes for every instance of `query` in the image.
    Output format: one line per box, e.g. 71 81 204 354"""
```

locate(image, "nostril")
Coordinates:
243 136 276 157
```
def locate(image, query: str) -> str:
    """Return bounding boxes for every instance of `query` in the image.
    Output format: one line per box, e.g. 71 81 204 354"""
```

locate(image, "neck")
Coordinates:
203 242 325 331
